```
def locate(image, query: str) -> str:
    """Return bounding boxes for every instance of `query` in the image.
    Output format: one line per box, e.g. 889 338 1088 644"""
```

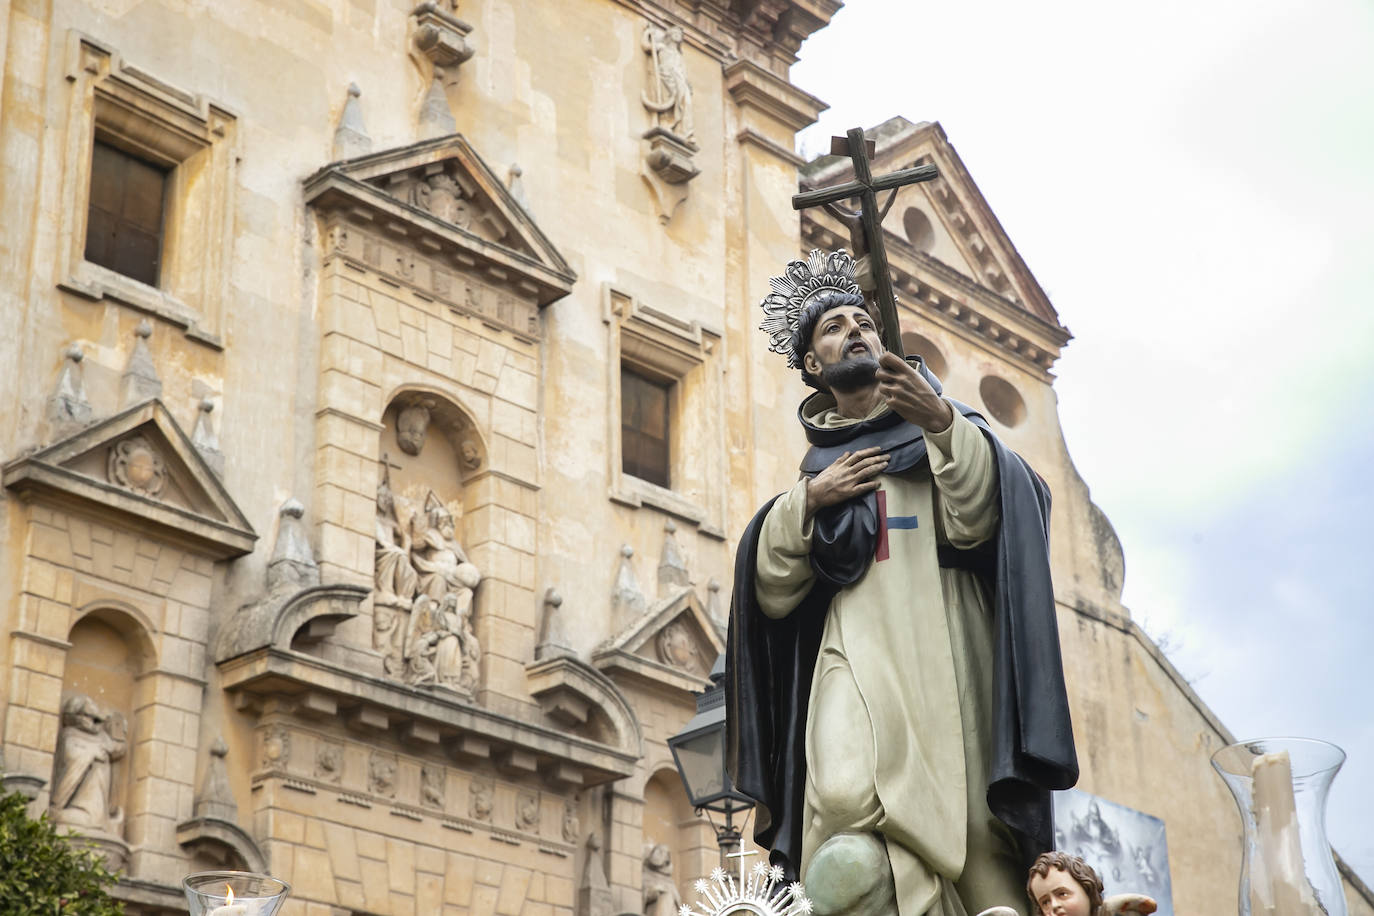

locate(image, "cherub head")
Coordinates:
1026 851 1104 916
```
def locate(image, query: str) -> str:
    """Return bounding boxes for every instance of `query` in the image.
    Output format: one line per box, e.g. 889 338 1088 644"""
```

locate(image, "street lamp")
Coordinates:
667 653 756 868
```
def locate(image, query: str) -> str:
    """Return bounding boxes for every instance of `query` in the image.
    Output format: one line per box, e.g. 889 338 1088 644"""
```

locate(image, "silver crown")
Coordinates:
758 249 863 368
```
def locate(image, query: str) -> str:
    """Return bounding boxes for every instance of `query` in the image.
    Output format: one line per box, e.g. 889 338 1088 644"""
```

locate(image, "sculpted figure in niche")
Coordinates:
641 24 694 143
642 844 683 916
51 694 127 836
412 492 471 600
404 596 443 686
374 463 418 676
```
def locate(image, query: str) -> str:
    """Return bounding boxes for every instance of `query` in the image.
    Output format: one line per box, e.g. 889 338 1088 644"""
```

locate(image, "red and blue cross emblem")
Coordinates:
874 489 918 562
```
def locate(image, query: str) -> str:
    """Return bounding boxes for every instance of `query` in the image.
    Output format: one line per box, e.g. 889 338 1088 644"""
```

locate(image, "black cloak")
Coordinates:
724 361 1078 880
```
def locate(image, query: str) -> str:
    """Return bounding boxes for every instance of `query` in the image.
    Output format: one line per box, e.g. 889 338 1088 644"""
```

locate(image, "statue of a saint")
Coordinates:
727 250 1077 916
426 565 481 692
642 844 683 916
641 24 694 143
51 694 127 836
411 492 470 602
374 466 418 676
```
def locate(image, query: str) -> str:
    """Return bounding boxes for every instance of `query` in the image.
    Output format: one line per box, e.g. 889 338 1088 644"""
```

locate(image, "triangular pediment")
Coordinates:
593 587 724 693
2 400 256 559
304 135 575 307
801 117 1059 326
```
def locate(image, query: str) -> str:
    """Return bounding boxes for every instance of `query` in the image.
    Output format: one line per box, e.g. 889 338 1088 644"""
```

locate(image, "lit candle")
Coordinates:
208 884 247 916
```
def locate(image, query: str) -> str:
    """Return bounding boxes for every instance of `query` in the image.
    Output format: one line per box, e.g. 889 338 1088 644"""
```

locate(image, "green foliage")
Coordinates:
0 789 123 915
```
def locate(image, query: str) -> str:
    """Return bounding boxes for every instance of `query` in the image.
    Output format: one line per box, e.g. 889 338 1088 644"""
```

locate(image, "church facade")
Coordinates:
0 2 1368 916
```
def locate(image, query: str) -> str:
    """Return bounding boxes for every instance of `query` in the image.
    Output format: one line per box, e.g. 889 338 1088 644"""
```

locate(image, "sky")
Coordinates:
791 0 1374 889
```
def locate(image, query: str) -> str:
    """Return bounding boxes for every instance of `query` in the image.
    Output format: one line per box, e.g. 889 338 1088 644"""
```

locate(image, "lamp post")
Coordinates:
667 653 756 869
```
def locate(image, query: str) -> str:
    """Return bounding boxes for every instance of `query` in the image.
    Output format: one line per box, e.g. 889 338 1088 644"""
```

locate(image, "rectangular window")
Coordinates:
84 140 168 287
621 366 671 488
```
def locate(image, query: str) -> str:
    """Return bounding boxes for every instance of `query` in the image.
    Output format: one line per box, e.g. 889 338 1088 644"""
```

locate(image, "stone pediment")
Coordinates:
801 117 1060 327
2 399 255 559
593 587 723 694
304 134 575 307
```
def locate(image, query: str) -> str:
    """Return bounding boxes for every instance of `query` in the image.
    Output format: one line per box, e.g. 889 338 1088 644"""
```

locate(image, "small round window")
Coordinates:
901 331 949 382
903 207 935 253
979 375 1026 428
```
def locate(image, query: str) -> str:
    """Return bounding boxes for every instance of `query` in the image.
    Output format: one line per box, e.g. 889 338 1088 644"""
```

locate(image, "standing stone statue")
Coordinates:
642 844 683 916
726 250 1078 916
374 464 418 676
51 694 127 836
411 492 472 601
641 24 694 143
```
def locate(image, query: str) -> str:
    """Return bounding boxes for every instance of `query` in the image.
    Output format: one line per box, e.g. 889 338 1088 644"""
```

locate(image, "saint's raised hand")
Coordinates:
876 351 954 432
804 446 889 520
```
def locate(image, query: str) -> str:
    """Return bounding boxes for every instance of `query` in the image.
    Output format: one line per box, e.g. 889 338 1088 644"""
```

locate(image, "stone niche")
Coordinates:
372 390 486 695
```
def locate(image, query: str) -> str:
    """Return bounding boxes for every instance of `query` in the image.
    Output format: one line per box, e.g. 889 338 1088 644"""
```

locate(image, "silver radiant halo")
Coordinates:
758 248 863 368
682 859 812 916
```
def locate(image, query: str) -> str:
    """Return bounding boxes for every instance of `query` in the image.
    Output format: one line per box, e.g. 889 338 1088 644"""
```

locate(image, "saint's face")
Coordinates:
1029 867 1092 916
802 304 884 381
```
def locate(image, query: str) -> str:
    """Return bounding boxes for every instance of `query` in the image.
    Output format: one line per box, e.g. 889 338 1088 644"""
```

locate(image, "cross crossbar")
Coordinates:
792 127 940 357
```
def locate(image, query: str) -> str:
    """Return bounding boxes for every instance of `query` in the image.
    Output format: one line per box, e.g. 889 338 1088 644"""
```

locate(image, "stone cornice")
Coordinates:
725 59 827 133
219 647 638 787
613 0 840 71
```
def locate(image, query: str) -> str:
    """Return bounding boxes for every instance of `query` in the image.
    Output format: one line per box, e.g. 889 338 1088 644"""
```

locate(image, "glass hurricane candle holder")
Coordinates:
1211 737 1346 916
183 871 291 916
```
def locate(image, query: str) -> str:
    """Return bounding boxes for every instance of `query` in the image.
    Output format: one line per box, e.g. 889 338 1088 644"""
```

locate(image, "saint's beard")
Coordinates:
820 353 879 393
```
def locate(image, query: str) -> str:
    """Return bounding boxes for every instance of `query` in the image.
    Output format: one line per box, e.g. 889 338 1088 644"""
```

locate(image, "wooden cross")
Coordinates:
792 127 939 358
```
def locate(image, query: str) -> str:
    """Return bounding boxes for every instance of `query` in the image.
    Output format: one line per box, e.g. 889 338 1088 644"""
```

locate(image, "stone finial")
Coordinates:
508 163 532 215
47 344 92 435
266 498 319 593
418 74 457 139
333 83 373 161
657 519 689 597
193 737 238 823
611 545 646 632
120 320 162 407
192 398 225 477
535 586 573 661
706 576 724 625
578 830 613 916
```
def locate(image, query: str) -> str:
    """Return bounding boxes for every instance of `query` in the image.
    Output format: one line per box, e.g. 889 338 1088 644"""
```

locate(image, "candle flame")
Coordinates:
226 885 235 906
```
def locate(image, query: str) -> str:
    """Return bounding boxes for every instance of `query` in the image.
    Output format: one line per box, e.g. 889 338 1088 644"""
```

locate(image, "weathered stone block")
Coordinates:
276 810 306 844
359 857 391 912
496 865 531 916
293 846 336 901
473 883 500 916
444 853 476 906
497 367 538 411
22 559 58 600
418 871 444 915
387 837 416 893
28 523 72 565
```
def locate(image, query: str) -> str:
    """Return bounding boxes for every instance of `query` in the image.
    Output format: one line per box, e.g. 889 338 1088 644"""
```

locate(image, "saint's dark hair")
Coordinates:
1026 851 1105 916
793 290 870 390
